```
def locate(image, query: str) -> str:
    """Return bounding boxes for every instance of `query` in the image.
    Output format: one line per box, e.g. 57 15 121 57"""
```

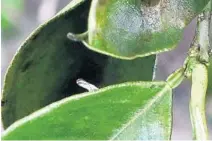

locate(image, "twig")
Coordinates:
188 9 211 140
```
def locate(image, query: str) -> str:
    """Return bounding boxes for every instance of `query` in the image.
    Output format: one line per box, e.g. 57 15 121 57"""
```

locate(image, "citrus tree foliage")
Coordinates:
1 0 211 140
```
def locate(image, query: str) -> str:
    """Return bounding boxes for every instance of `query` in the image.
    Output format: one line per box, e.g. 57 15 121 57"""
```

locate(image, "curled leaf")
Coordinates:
83 0 210 59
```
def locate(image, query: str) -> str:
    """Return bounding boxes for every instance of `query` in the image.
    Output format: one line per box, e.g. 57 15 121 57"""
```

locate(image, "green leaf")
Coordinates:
1 0 156 128
84 0 210 59
2 82 172 140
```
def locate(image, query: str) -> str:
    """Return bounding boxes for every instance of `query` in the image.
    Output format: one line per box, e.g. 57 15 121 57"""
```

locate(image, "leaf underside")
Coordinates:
3 82 172 140
86 0 210 59
1 0 156 128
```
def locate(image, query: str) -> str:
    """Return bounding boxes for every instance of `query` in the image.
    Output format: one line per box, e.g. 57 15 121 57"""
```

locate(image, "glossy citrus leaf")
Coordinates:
84 0 210 59
2 82 172 140
1 0 156 128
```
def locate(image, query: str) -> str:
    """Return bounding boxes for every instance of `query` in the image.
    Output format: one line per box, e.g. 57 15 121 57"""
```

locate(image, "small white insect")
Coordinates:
76 78 99 92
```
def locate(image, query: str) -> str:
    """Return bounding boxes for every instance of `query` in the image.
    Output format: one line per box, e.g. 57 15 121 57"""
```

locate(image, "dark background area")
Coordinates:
1 0 212 139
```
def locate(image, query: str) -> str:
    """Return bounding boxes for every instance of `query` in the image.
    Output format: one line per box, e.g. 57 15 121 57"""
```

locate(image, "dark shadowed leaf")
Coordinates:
2 82 172 140
1 0 156 128
84 0 210 59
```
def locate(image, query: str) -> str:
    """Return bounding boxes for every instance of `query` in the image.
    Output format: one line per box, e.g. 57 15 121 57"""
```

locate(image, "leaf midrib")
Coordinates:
110 84 171 140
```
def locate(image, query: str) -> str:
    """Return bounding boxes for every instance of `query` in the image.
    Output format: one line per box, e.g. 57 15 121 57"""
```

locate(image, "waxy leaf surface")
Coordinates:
3 82 172 140
1 0 156 128
86 0 210 59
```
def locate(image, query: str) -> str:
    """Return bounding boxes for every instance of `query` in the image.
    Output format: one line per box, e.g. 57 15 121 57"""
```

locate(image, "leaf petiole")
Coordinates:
166 68 185 89
67 31 88 42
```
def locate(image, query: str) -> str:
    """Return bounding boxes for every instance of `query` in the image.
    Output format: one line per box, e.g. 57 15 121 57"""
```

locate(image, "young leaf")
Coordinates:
82 0 210 59
2 82 172 140
1 0 156 128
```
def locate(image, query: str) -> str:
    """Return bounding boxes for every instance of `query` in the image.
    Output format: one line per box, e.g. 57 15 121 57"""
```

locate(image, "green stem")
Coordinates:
186 10 211 140
189 63 208 140
165 58 209 140
196 11 210 63
67 31 88 42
